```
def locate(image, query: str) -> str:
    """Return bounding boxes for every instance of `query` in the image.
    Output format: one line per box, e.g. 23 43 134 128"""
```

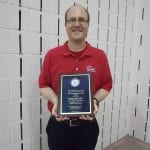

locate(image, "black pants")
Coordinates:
46 116 99 150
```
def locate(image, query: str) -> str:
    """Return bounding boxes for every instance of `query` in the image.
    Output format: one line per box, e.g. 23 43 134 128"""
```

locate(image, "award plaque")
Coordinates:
58 73 93 117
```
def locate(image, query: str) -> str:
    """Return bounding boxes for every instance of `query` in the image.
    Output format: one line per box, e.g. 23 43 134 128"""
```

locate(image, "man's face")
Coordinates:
65 6 89 43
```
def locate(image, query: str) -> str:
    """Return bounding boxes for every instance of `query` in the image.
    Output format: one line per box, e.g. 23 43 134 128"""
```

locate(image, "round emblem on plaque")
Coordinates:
70 78 80 87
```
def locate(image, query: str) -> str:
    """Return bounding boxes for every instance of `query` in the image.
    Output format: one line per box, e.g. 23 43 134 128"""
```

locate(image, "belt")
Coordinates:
69 119 83 127
59 118 85 127
51 116 94 127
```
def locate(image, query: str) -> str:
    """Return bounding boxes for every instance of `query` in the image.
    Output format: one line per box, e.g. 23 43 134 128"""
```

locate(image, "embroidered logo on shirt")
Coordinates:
86 65 96 72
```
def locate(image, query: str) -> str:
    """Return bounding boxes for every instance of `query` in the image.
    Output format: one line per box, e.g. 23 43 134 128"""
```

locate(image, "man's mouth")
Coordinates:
72 28 82 33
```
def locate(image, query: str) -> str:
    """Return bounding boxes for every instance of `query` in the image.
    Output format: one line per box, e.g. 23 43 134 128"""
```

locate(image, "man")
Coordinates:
39 4 112 150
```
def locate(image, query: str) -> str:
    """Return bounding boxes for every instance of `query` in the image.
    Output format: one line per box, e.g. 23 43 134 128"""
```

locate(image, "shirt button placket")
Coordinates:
75 59 79 71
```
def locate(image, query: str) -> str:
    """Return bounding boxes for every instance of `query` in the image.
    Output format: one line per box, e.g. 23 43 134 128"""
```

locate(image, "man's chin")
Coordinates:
72 38 84 42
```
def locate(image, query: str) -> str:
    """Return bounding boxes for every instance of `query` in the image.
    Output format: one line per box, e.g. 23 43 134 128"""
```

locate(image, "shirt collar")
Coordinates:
62 41 93 57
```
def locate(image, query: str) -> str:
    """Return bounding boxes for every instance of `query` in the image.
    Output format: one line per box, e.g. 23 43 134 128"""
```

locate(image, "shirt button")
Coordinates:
76 68 78 70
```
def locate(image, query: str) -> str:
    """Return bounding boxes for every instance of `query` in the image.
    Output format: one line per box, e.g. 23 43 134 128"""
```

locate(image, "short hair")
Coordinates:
65 4 90 23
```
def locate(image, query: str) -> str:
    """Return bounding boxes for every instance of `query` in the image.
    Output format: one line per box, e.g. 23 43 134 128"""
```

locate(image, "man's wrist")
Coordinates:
93 97 100 107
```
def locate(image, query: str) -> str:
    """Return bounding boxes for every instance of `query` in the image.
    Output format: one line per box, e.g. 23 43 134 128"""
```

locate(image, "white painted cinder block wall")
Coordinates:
0 0 149 150
129 0 150 144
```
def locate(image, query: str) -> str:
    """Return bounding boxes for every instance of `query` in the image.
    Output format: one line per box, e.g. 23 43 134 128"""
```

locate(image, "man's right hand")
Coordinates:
52 102 70 121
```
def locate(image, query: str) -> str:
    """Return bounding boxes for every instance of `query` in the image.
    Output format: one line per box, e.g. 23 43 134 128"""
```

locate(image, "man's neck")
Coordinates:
67 41 86 52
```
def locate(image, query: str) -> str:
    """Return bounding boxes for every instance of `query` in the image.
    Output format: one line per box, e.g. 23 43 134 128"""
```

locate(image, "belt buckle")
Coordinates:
69 120 78 127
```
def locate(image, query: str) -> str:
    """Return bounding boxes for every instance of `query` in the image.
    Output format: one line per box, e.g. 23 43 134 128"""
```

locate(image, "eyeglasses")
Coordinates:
66 18 89 25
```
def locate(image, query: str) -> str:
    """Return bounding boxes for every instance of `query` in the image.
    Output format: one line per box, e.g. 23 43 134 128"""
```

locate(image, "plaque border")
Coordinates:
58 73 93 117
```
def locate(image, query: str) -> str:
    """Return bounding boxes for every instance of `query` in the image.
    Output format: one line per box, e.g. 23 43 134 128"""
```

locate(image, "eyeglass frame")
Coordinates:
65 17 89 25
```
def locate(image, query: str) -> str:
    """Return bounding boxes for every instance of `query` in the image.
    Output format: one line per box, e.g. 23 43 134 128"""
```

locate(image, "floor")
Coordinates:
104 135 150 150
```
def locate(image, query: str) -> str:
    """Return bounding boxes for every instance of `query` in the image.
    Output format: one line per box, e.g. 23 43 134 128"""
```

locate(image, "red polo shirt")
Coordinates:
39 42 112 112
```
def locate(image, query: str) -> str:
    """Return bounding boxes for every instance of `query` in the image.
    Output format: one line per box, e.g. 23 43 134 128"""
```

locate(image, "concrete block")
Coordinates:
0 79 10 101
0 142 20 150
146 122 150 143
41 96 49 114
99 27 108 42
125 31 133 44
11 123 21 142
42 114 49 134
88 6 98 24
116 45 124 58
126 5 134 20
22 31 40 54
32 97 40 117
0 125 11 145
22 55 32 77
88 0 99 6
21 8 31 31
22 77 40 98
42 35 58 54
42 0 58 13
23 117 40 139
32 136 40 150
59 17 67 36
122 71 129 84
22 140 32 150
59 0 74 16
110 0 118 13
99 11 108 26
107 43 116 57
108 29 116 43
22 98 32 118
42 12 58 35
88 24 98 40
111 112 119 143
0 101 20 125
31 55 41 76
0 29 9 53
126 19 133 32
108 58 115 72
109 14 117 28
22 55 40 77
117 31 124 43
22 0 40 10
9 30 19 53
0 2 18 29
31 10 40 33
8 0 19 5
59 37 67 46
98 42 107 53
41 135 49 150
0 0 7 2
22 97 40 120
0 29 19 54
0 54 20 78
115 58 123 71
100 0 109 11
115 71 122 85
124 45 131 58
10 78 20 100
119 1 126 16
118 16 125 30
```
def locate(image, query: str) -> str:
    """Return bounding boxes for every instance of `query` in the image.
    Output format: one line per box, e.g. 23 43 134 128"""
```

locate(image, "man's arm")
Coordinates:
40 87 69 121
40 87 58 117
80 88 109 120
93 88 109 104
40 87 58 104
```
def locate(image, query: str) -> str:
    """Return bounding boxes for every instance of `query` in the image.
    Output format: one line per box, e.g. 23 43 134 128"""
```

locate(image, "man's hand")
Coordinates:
79 98 99 121
52 102 70 121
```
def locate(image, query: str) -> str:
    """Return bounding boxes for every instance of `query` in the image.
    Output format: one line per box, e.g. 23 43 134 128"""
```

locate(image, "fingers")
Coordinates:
93 99 99 115
55 116 70 121
79 115 94 121
51 103 70 121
